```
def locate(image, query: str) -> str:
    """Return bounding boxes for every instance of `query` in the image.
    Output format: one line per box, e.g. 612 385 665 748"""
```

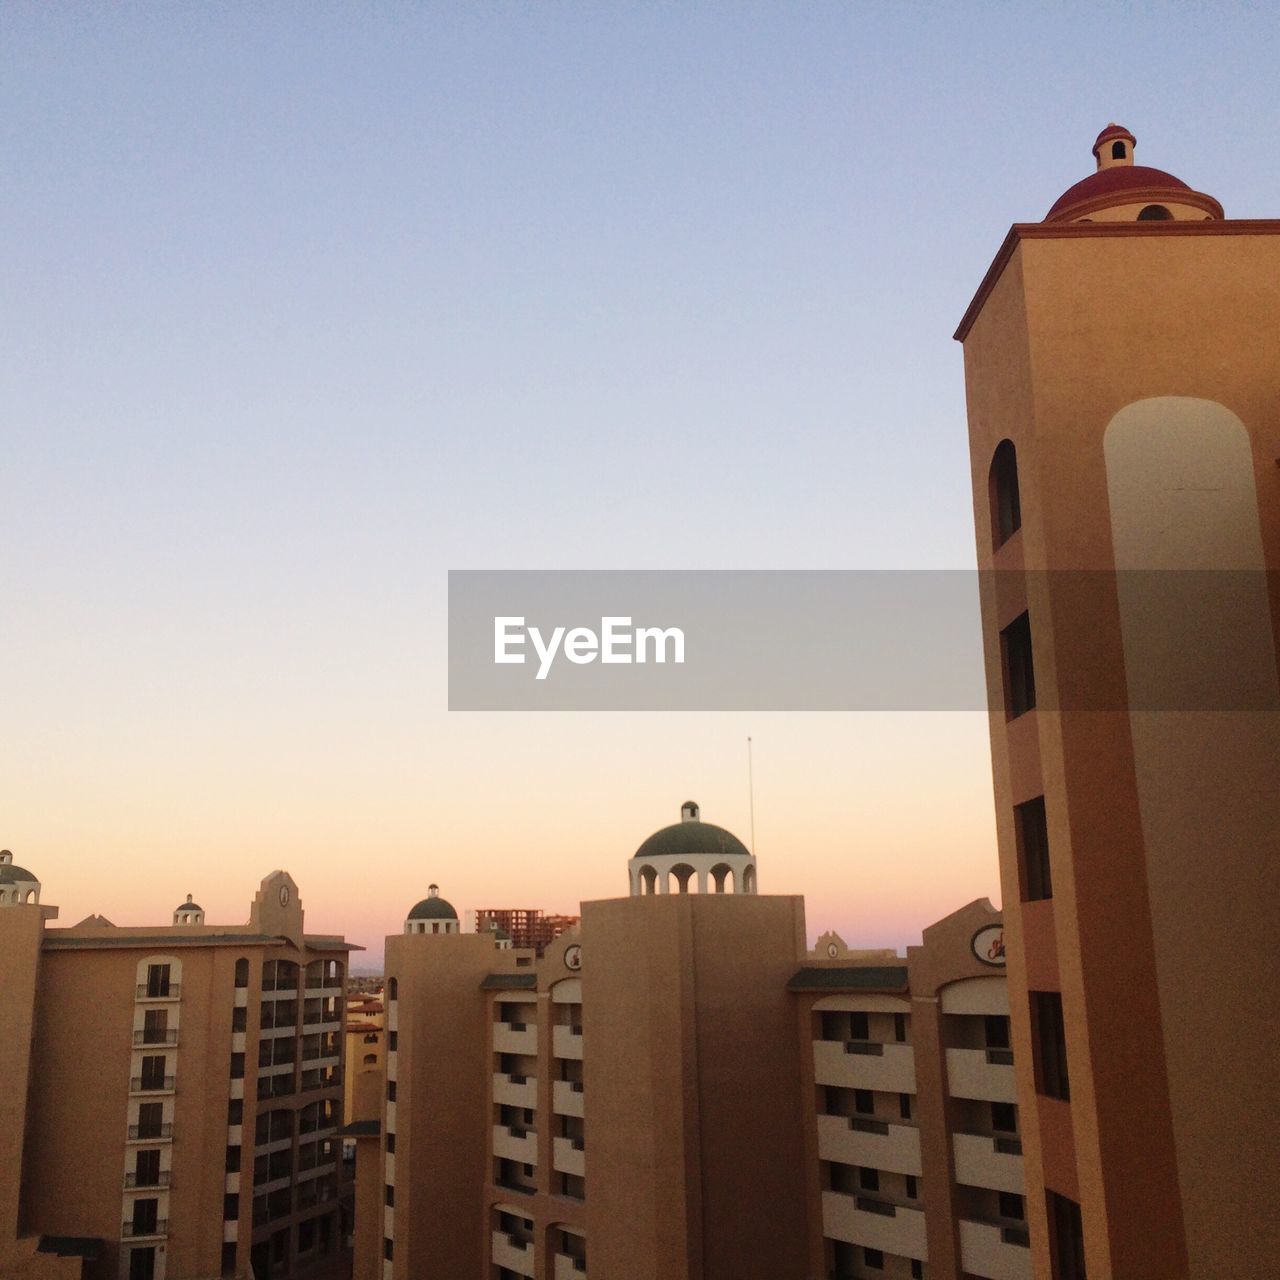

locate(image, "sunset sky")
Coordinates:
4 4 1277 967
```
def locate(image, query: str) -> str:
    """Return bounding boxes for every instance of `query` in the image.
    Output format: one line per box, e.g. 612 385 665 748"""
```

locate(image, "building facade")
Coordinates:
353 805 1023 1280
956 126 1280 1278
473 908 581 956
0 856 356 1280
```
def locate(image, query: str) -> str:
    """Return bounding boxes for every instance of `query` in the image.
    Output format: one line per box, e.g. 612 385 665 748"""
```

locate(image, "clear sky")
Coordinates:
3 3 1277 967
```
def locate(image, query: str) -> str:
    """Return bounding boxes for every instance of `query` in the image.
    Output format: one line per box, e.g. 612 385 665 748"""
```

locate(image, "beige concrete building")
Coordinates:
352 804 1024 1280
956 125 1280 1278
0 853 356 1280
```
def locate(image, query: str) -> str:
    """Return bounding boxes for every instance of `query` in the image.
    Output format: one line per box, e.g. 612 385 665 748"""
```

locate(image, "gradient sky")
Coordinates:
4 4 1277 968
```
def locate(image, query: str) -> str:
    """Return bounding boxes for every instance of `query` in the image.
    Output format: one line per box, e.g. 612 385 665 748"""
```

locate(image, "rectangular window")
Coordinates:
223 1192 238 1220
991 1101 1018 1133
228 1098 243 1126
220 1242 237 1278
1016 795 1053 900
850 1011 870 1040
1049 1191 1086 1280
131 1198 159 1232
1000 1191 1026 1220
893 1012 907 1043
985 1015 1011 1050
905 1174 918 1200
385 1184 394 1207
386 1132 396 1153
387 1079 397 1102
864 1248 884 1270
388 1030 398 1051
225 1145 241 1173
1001 611 1036 719
145 964 171 998
854 1089 874 1114
134 1148 161 1186
232 1005 248 1032
139 1055 167 1090
858 1166 879 1192
911 1261 924 1280
137 1102 163 1139
141 1008 169 1044
899 1093 912 1120
383 1239 394 1261
129 1247 157 1280
1031 991 1070 1100
230 1052 245 1080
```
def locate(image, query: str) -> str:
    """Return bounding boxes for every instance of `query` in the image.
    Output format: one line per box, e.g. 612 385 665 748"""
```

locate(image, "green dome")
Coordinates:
632 818 750 863
408 885 458 921
0 854 37 885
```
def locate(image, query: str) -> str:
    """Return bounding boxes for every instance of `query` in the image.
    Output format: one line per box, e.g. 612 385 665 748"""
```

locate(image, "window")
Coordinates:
1016 796 1053 900
230 1052 245 1080
985 1015 1011 1050
129 1247 157 1280
850 1011 870 1040
1049 1191 1086 1280
905 1174 918 1199
387 1080 397 1102
134 1148 161 1187
1111 140 1126 160
899 1093 912 1120
1001 611 1036 718
364 1052 377 1064
139 1056 167 1090
864 1247 885 1270
232 1005 248 1032
911 1261 924 1279
1000 1191 1026 1220
234 958 249 988
386 1132 396 1153
858 1166 879 1192
990 440 1022 547
131 1198 159 1233
388 1031 398 1051
1031 991 1070 1100
383 1239 394 1261
224 1192 239 1220
385 1184 395 1207
141 1008 169 1044
1137 203 1172 221
992 1101 1018 1133
228 1097 243 1125
388 977 398 1000
145 963 171 998
893 1012 906 1042
221 1242 237 1278
137 1102 164 1140
226 1145 241 1173
854 1089 874 1114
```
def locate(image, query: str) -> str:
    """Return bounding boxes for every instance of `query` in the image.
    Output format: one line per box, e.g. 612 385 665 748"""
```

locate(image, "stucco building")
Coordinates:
351 804 1025 1280
956 125 1280 1278
0 855 357 1280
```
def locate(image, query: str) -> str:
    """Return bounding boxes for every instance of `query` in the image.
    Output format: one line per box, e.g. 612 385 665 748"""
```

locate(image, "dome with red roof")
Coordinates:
1045 126 1222 223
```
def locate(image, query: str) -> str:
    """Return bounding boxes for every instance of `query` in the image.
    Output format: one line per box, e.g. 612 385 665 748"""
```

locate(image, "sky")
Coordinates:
3 3 1277 967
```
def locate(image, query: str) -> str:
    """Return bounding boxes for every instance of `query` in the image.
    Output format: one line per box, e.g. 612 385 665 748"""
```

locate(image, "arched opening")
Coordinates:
669 863 696 894
742 864 757 893
1111 140 1126 160
363 1053 377 1065
1137 204 1173 221
989 440 1022 548
710 863 734 893
639 864 658 895
24 889 36 903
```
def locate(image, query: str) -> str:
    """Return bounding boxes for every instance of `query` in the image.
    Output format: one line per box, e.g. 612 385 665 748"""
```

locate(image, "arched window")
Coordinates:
363 1053 377 1065
1111 140 1126 160
1137 204 1173 221
989 440 1022 548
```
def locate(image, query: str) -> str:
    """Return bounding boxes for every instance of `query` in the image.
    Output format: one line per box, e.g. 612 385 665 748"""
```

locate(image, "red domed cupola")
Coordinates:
1045 125 1223 223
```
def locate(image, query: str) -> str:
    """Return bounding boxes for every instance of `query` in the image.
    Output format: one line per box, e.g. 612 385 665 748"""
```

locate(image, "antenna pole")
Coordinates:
747 736 757 853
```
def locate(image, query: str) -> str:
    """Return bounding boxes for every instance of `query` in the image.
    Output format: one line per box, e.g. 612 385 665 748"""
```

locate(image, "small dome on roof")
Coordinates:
632 806 751 862
0 851 38 884
175 893 203 914
407 883 458 921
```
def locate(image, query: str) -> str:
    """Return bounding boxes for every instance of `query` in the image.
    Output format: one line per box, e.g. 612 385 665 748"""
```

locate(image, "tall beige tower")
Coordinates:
955 126 1280 1279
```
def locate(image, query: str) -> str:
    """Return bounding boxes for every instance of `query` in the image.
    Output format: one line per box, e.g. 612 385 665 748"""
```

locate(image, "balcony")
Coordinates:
554 1254 588 1280
958 1218 1032 1280
816 1113 922 1177
952 1132 1025 1194
946 1048 1018 1103
494 1020 538 1055
553 1024 584 1061
821 1190 927 1260
493 1123 539 1165
134 1029 178 1047
813 1039 916 1094
553 1135 585 1177
124 1171 172 1189
127 1124 173 1142
129 1076 175 1094
491 1228 536 1277
493 1072 538 1110
136 983 181 1001
121 1220 168 1239
553 1079 585 1118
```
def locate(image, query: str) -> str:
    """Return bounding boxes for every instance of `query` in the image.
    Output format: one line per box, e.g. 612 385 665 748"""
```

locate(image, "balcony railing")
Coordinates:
137 983 181 1000
121 1220 168 1238
124 1171 172 1189
130 1076 175 1092
128 1123 173 1140
134 1029 178 1046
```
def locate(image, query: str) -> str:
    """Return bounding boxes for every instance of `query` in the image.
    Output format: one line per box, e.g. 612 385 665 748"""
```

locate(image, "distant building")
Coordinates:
473 907 581 956
956 125 1280 1278
351 804 1024 1280
0 854 357 1280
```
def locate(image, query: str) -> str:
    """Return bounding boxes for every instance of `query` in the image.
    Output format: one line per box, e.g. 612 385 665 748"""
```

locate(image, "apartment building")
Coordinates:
0 853 356 1280
353 804 1023 1280
955 125 1280 1278
473 909 581 956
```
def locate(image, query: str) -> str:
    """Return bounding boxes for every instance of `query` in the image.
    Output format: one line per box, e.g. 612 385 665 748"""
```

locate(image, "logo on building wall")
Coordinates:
971 925 1005 966
564 943 582 972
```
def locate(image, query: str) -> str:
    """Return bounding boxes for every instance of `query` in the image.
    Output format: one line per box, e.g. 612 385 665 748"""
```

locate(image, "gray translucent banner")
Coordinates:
447 570 1280 712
